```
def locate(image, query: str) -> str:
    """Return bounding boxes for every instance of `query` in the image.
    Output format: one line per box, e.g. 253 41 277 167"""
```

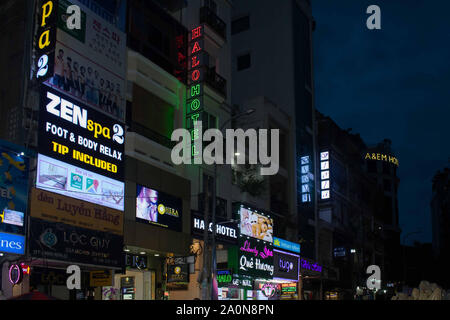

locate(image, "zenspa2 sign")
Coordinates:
38 85 125 181
136 185 182 232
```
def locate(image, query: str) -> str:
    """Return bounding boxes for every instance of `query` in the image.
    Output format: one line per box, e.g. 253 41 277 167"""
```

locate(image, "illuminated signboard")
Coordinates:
273 249 299 281
238 237 274 279
0 140 29 235
34 0 58 82
38 85 125 181
30 217 123 268
36 153 124 211
0 232 25 255
239 205 273 242
300 155 313 203
167 264 189 283
320 151 330 200
216 269 233 285
191 213 238 244
186 25 205 160
30 187 123 235
9 264 24 285
273 237 300 254
364 152 399 167
49 0 127 121
300 258 322 274
136 185 182 232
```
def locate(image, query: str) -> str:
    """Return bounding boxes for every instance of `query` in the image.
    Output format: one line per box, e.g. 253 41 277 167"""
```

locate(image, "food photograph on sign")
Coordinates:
136 185 182 232
36 153 124 211
239 206 273 242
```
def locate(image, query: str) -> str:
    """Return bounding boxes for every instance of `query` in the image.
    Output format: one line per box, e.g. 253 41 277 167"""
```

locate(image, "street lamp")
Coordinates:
210 108 255 300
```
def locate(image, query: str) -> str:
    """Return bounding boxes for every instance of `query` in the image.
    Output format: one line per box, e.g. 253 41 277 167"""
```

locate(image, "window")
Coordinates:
204 0 217 13
231 15 250 35
237 53 251 71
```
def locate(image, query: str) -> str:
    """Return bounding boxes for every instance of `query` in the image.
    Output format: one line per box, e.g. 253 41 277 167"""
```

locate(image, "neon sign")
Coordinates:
34 0 57 82
9 264 23 285
300 155 312 203
261 282 277 298
185 25 205 160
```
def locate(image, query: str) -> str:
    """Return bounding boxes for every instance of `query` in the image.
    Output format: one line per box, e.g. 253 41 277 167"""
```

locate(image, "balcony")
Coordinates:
205 67 227 98
199 6 227 40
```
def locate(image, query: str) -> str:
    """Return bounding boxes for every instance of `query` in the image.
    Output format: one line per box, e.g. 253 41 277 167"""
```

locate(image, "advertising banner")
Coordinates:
30 217 123 268
46 0 127 121
273 237 300 254
30 187 123 235
273 249 299 281
0 140 29 235
239 206 273 242
0 232 25 255
36 153 124 211
136 185 182 232
38 85 125 181
90 270 112 287
300 257 322 275
238 237 274 279
191 212 238 244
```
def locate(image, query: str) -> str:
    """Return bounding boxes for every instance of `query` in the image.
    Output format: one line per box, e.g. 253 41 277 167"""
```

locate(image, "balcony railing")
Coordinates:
205 67 227 97
199 6 227 40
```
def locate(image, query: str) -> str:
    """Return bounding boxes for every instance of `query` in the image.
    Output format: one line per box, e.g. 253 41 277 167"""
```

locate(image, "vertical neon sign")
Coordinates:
300 155 312 202
186 25 205 161
320 151 330 200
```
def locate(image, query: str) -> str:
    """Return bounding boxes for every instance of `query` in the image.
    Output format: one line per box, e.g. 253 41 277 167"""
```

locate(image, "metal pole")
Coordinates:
210 162 217 300
201 186 210 300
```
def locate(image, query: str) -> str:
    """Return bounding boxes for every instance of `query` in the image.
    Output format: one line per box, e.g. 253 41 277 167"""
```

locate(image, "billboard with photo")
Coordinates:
46 0 127 121
136 185 182 232
38 84 125 181
239 206 273 242
36 153 124 211
0 140 29 235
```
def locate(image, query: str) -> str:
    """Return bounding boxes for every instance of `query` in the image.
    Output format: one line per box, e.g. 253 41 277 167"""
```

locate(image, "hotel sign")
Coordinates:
364 153 399 167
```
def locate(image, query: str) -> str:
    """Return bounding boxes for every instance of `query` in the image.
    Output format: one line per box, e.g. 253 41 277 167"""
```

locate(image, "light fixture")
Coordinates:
124 249 130 252
350 249 356 253
154 254 160 257
140 251 146 255
0 253 3 257
235 152 240 156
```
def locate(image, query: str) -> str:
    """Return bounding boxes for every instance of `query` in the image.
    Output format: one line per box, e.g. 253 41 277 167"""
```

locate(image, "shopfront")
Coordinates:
300 257 323 300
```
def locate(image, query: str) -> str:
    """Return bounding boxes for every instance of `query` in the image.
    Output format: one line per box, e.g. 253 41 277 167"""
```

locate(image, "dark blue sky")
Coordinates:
312 1 450 245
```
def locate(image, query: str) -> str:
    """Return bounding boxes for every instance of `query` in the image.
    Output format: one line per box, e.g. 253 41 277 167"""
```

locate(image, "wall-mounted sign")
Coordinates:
90 270 112 287
125 253 147 270
281 283 297 295
239 205 273 242
216 269 233 285
30 217 123 268
45 0 127 121
34 0 58 82
273 249 299 281
260 282 278 298
300 258 322 274
36 153 124 211
30 187 123 235
167 264 189 283
333 247 346 258
0 232 25 255
364 152 399 167
273 237 300 254
231 274 253 289
136 185 182 232
320 151 330 200
185 25 205 160
191 213 238 244
9 264 24 285
0 140 29 235
238 237 274 279
38 85 125 180
300 155 313 203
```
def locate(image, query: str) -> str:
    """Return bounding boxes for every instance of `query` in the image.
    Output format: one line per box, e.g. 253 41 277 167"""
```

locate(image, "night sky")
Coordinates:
312 0 450 245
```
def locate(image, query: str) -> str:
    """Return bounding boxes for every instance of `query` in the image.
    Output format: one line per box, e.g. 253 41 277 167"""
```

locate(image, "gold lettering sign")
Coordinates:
364 153 399 167
30 187 123 235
